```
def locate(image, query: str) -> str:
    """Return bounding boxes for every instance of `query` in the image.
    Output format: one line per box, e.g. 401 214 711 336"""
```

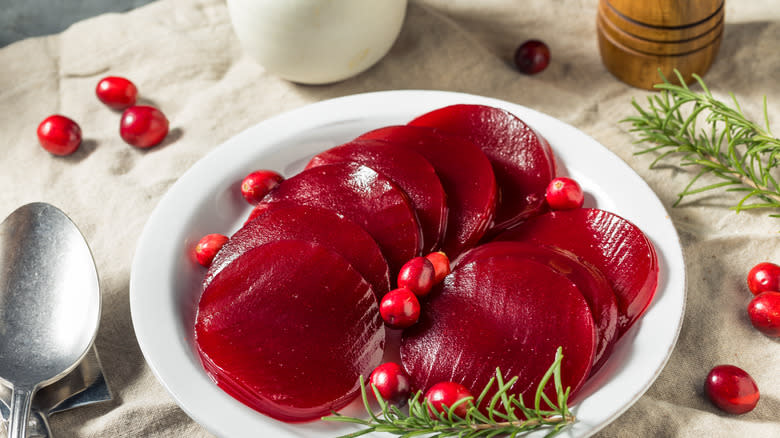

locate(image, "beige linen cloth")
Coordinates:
1 0 778 436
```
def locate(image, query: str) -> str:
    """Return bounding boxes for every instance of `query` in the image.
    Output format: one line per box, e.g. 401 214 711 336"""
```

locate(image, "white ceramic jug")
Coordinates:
227 0 408 84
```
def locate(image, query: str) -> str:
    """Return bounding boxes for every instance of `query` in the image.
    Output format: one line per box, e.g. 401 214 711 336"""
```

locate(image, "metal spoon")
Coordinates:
0 203 101 438
0 345 112 437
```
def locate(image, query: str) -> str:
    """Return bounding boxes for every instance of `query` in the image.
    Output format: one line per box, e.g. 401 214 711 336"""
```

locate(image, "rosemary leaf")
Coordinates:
622 70 780 216
322 347 575 438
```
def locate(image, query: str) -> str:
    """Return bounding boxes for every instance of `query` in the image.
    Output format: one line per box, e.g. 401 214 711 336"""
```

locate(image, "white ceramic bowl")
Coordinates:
226 0 408 84
130 90 686 438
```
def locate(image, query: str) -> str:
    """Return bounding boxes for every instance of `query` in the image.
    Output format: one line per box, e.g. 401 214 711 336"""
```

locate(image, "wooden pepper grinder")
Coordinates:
597 0 724 89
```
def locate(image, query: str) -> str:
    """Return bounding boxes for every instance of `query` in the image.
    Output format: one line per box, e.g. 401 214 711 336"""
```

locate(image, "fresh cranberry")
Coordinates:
747 262 780 295
96 76 138 110
514 39 550 75
398 257 436 297
704 365 760 414
368 362 411 404
425 251 451 284
379 287 420 329
194 234 229 267
545 177 584 210
747 291 780 337
36 115 81 156
120 105 169 148
424 381 473 418
241 170 284 204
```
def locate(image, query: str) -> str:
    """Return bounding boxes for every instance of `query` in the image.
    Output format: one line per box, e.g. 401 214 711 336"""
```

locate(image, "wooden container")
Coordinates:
599 0 723 42
597 0 724 89
598 9 723 56
608 0 722 27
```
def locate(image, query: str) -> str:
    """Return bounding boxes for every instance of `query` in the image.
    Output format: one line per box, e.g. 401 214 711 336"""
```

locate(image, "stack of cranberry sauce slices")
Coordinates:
193 104 660 423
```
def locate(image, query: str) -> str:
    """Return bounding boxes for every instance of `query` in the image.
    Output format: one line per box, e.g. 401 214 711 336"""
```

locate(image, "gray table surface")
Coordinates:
1 0 155 47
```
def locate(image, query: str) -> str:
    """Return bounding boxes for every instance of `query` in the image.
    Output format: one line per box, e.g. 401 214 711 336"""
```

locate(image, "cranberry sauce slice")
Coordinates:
205 204 391 297
494 208 659 335
250 162 421 274
535 128 557 176
357 125 496 258
409 104 555 231
195 240 385 422
306 139 447 253
455 241 618 375
401 256 595 407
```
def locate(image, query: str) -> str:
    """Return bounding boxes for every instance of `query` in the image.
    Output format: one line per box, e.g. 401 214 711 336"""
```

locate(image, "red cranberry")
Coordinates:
545 177 584 210
194 234 229 267
240 170 284 204
704 365 759 414
120 105 169 148
379 287 420 329
747 291 780 337
514 39 550 75
397 257 435 297
425 251 451 284
368 362 411 405
36 115 81 156
424 381 473 418
747 262 780 295
96 76 138 110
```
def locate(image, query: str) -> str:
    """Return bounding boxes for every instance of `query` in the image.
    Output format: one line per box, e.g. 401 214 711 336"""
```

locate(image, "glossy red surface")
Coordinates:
95 76 138 110
455 241 618 375
195 240 385 422
494 208 659 335
705 365 760 414
409 104 554 231
535 128 557 176
369 362 411 404
240 170 284 205
747 291 780 337
545 177 584 210
425 382 473 418
747 262 780 295
380 287 421 329
514 40 551 75
307 139 447 253
397 256 435 297
194 233 228 268
425 251 451 284
357 125 496 257
251 162 421 274
119 105 169 148
401 256 596 407
205 204 391 297
36 114 81 156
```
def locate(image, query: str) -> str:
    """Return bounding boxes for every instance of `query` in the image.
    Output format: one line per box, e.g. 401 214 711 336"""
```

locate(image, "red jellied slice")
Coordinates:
536 128 557 176
401 256 595 406
195 240 385 422
306 139 447 253
357 125 496 258
494 208 659 335
250 162 421 273
455 241 618 374
205 204 391 297
409 104 555 231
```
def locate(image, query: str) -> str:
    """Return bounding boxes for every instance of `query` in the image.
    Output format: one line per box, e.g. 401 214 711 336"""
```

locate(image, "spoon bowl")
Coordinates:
0 203 101 437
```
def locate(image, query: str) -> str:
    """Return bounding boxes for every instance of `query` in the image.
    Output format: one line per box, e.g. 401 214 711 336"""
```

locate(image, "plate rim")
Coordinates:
129 89 686 438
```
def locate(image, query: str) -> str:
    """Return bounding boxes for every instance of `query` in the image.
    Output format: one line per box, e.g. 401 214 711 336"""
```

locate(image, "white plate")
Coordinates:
130 90 686 438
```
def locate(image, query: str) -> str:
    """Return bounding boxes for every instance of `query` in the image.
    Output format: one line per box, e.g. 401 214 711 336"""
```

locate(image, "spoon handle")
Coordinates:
8 387 33 438
29 410 51 438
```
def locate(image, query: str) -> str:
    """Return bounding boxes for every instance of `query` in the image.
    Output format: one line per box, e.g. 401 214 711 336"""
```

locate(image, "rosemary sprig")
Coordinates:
622 70 780 217
323 347 575 438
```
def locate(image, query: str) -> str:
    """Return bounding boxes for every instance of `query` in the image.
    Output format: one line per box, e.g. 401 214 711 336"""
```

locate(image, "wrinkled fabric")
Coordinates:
0 0 778 436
